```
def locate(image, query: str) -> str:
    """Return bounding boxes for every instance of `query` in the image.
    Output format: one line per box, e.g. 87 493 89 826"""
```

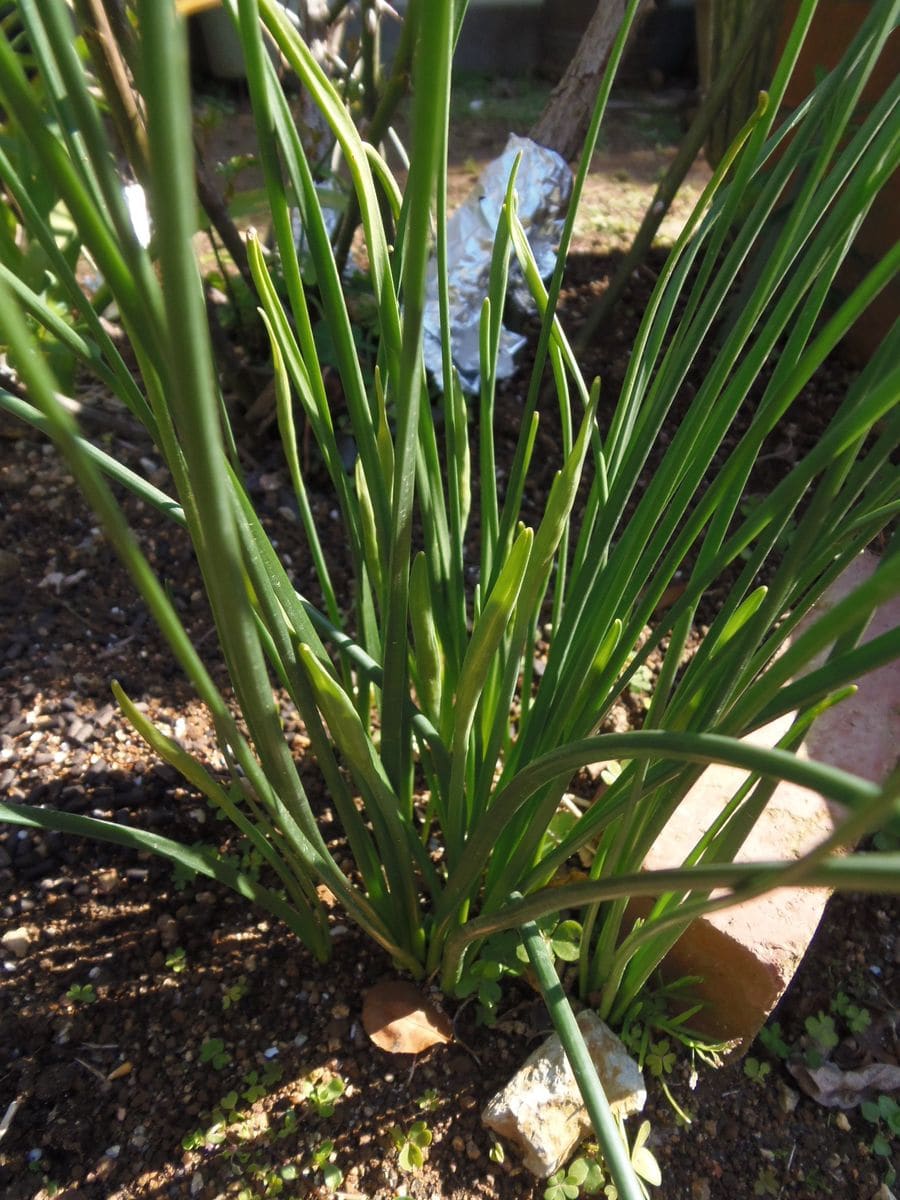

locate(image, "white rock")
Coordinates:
1 927 31 959
482 1010 645 1177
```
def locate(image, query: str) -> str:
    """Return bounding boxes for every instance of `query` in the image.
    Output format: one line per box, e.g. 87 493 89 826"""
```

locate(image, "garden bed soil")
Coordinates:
1 85 898 1200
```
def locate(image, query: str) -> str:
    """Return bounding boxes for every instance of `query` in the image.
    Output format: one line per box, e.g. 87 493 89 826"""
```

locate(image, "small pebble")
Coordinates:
835 1111 851 1132
96 869 119 895
871 1186 896 1200
1 927 31 958
777 1081 799 1114
156 914 179 949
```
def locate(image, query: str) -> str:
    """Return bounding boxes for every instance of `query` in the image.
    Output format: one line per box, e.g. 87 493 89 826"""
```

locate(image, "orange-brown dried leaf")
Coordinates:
362 981 453 1054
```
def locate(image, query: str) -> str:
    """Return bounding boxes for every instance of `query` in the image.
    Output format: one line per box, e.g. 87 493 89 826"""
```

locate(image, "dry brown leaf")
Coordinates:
362 981 453 1054
787 1060 900 1108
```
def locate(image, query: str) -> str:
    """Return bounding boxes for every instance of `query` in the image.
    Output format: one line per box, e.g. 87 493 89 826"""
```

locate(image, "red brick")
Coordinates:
640 553 899 1046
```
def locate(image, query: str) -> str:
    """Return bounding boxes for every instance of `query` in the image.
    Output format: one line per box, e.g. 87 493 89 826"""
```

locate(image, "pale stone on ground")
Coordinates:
640 552 900 1046
1 926 31 958
481 1010 645 1177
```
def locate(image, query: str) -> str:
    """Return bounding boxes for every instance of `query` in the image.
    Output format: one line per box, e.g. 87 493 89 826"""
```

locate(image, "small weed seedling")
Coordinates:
544 1124 660 1200
390 1120 432 1172
621 975 733 1121
275 1108 297 1141
758 990 872 1071
242 1062 283 1104
66 983 96 1005
199 1037 232 1070
830 990 871 1035
298 1070 345 1118
457 919 583 1025
620 1122 661 1199
644 1039 692 1124
753 1165 780 1197
416 1088 442 1113
757 1022 791 1061
235 1160 299 1199
803 1011 839 1067
743 1057 772 1087
861 1094 900 1187
752 991 895 1187
182 1061 285 1157
165 947 187 974
182 1121 226 1151
222 976 249 1011
311 1139 344 1191
544 1155 605 1200
628 663 654 707
26 1153 56 1193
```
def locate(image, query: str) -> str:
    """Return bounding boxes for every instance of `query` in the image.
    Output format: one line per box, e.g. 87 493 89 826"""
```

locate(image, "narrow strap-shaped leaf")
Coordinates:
520 911 645 1200
379 0 453 793
0 799 329 956
298 644 435 939
112 681 326 922
442 846 900 995
445 527 533 857
754 629 900 729
0 188 152 429
260 307 343 626
236 0 392 560
409 552 444 726
432 728 883 969
247 234 360 546
231 504 393 920
0 27 165 369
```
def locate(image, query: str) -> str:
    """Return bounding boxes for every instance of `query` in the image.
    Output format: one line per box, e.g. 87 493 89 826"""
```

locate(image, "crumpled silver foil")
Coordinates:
423 133 572 394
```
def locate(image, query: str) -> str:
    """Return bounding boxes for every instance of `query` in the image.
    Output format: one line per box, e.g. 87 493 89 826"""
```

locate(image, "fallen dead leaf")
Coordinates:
787 1059 900 1108
362 980 453 1054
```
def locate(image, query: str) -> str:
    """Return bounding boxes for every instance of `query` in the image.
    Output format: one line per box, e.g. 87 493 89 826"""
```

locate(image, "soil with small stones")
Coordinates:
2 88 898 1200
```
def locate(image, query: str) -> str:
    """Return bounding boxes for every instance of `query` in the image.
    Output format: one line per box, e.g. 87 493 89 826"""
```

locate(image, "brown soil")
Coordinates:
1 84 898 1200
